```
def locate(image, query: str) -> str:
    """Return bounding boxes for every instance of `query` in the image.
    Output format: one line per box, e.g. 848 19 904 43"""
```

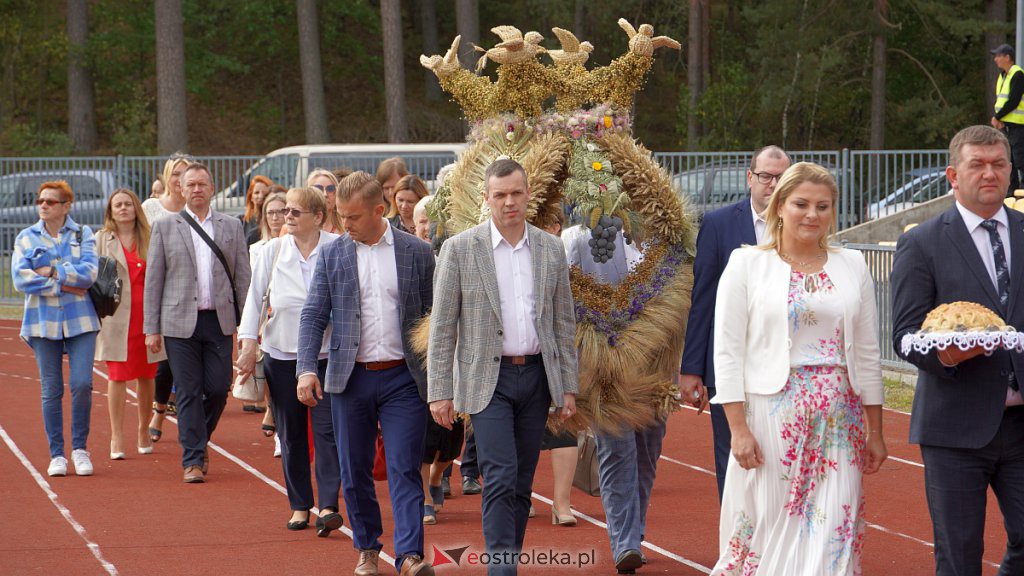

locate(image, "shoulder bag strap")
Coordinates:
180 210 240 322
258 241 284 344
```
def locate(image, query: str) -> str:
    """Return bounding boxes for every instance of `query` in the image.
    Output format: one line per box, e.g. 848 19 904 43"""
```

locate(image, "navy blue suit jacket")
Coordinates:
296 227 435 400
680 198 758 388
892 206 1024 449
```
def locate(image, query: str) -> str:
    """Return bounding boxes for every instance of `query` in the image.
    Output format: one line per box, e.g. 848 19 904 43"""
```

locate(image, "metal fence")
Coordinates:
844 243 910 371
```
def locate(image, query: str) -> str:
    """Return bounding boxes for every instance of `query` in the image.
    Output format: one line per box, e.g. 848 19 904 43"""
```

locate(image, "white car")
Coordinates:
864 169 948 221
212 143 467 215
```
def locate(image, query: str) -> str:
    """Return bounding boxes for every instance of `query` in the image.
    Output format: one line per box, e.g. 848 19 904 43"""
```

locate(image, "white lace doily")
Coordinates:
901 330 1024 356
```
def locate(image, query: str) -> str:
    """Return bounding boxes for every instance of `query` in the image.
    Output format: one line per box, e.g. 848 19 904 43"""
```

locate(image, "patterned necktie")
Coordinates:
980 219 1010 310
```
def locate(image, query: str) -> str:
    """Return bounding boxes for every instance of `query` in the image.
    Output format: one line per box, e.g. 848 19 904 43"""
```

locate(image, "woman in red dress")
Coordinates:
95 189 165 459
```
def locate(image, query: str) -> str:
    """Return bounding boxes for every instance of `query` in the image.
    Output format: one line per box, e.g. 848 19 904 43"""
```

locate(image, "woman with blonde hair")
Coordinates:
96 189 166 459
307 169 342 234
390 174 428 234
376 156 409 217
242 175 274 245
142 154 190 441
710 162 887 575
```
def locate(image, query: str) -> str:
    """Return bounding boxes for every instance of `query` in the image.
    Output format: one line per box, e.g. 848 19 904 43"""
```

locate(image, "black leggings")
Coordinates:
154 360 173 406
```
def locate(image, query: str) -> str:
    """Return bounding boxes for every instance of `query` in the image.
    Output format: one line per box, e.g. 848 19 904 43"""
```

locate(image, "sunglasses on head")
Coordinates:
37 198 68 206
312 184 337 194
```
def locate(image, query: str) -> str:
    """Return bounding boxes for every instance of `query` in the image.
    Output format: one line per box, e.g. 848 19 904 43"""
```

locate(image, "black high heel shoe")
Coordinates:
316 509 344 537
287 511 310 531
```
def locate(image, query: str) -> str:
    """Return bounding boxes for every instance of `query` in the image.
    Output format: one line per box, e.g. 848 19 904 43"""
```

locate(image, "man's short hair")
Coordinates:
183 162 213 184
949 125 1011 166
483 159 528 193
750 145 789 172
338 171 385 206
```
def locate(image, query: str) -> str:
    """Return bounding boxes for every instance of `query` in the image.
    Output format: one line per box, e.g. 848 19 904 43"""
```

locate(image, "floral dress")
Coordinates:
712 269 867 576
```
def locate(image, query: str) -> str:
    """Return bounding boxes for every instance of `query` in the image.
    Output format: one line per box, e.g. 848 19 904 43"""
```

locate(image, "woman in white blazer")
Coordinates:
235 186 343 536
709 163 888 576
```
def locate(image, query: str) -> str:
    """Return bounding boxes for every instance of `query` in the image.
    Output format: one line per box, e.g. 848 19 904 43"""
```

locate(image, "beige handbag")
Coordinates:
232 243 283 402
573 431 601 497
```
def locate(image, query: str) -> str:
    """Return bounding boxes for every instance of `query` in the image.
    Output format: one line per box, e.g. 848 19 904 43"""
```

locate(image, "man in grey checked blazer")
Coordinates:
296 172 435 576
429 159 579 576
144 163 250 483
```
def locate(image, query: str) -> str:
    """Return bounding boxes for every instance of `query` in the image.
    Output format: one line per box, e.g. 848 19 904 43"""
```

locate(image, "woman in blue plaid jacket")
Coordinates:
12 180 99 478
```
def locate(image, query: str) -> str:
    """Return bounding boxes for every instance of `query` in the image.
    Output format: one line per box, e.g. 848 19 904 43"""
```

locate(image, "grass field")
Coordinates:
884 375 916 412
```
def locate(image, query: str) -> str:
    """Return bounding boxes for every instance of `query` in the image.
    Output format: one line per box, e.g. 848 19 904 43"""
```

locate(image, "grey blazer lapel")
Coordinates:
529 225 547 320
339 236 360 301
394 233 414 317
474 225 503 322
174 215 198 267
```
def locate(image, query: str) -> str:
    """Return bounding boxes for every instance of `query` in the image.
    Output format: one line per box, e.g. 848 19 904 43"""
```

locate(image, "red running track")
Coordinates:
0 319 1009 575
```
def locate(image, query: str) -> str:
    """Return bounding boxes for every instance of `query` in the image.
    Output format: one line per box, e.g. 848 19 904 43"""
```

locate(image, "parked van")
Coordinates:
213 143 466 214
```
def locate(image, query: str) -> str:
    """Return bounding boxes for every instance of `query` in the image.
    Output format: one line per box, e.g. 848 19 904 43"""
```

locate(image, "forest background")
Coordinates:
0 0 1015 156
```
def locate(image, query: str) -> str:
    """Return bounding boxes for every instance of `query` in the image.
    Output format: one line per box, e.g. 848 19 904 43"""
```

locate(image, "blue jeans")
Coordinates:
29 331 98 458
595 419 667 559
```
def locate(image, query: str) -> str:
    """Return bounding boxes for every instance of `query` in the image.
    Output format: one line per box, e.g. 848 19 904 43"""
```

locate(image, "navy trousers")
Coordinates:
331 364 427 570
461 427 479 480
920 407 1024 576
264 356 340 512
469 360 551 576
163 311 231 469
707 387 731 500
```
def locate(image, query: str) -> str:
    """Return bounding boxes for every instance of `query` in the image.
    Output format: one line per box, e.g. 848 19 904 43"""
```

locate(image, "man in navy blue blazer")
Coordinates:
678 145 790 500
893 125 1024 576
296 172 436 576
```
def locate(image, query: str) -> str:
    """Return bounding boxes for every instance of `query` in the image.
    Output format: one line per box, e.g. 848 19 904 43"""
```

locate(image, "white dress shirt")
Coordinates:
184 205 216 310
239 232 337 360
954 201 1022 406
491 220 541 356
355 220 405 362
751 199 767 244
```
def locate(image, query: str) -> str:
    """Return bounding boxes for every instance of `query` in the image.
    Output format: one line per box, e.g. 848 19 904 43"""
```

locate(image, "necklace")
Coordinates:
779 251 826 268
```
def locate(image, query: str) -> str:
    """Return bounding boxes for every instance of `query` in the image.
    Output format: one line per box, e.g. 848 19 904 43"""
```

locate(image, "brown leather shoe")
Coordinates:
201 448 209 474
354 549 380 576
399 555 435 576
183 465 205 483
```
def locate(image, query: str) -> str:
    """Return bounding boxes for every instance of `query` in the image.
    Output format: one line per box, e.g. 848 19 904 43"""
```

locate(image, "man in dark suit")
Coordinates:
678 145 790 499
892 125 1024 576
144 162 250 484
296 172 435 576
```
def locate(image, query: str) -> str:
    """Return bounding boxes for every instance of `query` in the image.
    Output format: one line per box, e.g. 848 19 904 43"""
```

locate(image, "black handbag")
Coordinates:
76 230 122 319
90 256 123 319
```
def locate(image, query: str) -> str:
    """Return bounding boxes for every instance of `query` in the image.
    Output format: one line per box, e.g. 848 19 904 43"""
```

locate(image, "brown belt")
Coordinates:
356 359 406 371
501 354 541 366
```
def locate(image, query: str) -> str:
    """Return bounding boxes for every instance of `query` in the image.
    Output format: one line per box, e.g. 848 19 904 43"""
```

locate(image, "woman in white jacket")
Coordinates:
235 187 343 536
710 162 888 575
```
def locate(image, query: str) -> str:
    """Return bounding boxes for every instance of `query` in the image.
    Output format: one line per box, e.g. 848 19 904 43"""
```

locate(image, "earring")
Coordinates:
776 219 783 229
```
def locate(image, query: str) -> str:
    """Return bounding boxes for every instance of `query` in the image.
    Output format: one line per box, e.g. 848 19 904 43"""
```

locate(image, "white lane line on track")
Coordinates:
90 366 398 568
0 424 119 575
452 456 714 573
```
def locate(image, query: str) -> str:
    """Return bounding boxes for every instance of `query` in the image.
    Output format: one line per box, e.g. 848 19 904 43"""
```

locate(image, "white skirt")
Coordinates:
711 365 867 576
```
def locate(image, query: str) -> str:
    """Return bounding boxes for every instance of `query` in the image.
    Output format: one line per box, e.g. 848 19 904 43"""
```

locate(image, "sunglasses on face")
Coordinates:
268 208 311 218
37 198 68 206
312 184 337 194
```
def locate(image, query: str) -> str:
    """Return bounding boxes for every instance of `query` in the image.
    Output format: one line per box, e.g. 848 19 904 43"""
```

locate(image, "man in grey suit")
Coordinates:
429 159 579 576
893 125 1024 575
296 172 435 576
144 163 250 483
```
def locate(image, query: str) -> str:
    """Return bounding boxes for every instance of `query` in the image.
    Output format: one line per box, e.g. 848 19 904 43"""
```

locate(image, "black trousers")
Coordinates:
154 360 173 405
920 407 1024 576
263 356 340 512
1006 123 1024 196
163 311 232 469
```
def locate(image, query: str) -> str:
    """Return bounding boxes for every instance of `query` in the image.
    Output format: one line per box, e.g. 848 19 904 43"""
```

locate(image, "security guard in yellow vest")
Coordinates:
992 43 1024 195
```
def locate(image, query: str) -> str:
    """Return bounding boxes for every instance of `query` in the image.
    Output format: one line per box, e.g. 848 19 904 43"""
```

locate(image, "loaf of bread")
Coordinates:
920 301 1011 333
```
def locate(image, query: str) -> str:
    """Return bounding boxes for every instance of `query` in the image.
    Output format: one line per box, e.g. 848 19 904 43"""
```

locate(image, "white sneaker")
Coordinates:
71 449 93 476
273 435 281 458
48 456 68 477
